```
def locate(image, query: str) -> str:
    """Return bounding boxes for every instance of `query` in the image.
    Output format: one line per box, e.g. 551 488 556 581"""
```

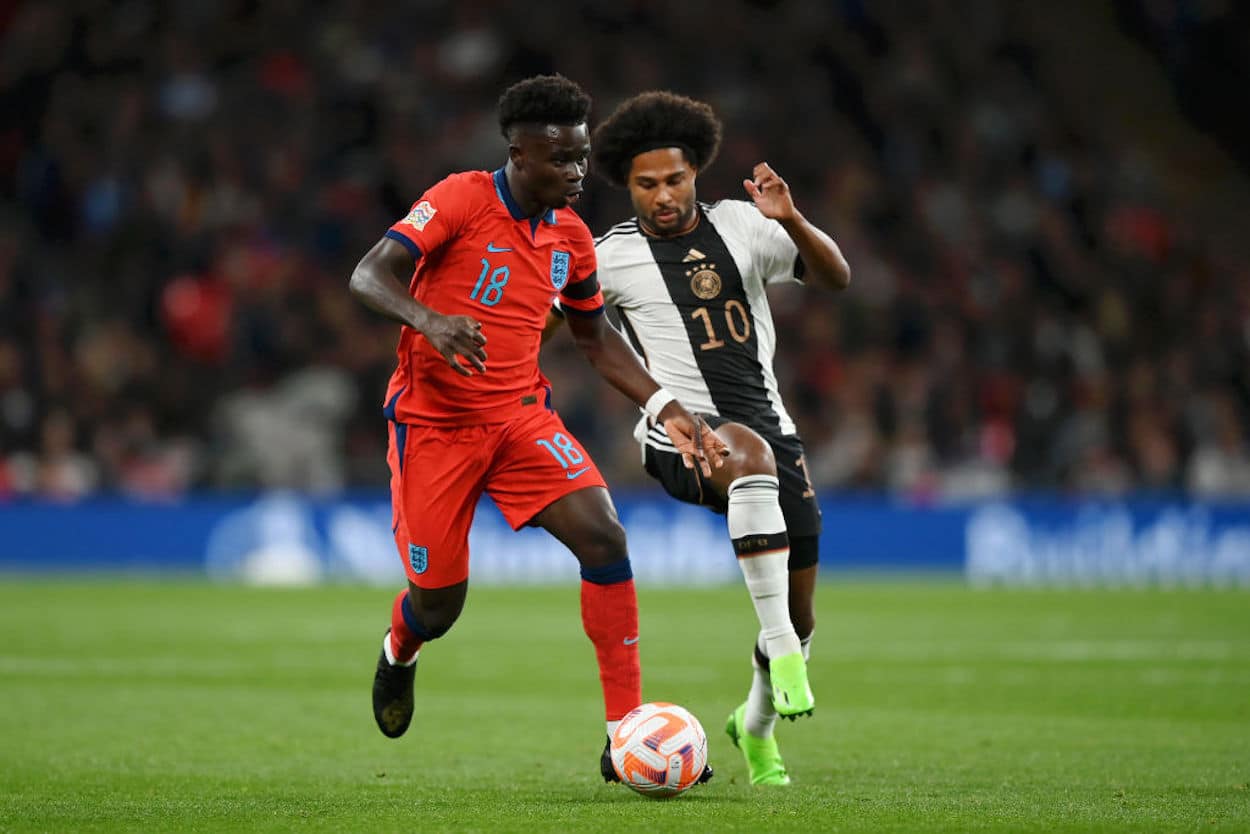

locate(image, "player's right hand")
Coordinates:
424 313 487 375
659 405 730 477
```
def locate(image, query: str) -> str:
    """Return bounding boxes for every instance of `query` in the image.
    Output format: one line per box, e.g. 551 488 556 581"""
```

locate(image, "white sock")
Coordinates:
728 475 801 661
383 633 419 667
744 640 777 738
606 719 621 739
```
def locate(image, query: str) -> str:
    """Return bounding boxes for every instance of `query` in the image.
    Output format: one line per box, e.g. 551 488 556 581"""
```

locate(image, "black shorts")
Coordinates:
643 414 822 568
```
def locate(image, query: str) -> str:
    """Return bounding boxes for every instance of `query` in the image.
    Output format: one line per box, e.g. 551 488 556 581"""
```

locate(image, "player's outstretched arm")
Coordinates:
566 311 727 475
744 162 851 292
349 237 487 376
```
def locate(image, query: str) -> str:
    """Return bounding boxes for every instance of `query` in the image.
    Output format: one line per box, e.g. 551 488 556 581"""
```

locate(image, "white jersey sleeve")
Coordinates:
718 200 802 286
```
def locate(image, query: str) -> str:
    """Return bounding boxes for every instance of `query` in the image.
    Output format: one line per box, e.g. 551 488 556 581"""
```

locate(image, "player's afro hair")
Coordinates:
497 74 592 137
591 91 722 187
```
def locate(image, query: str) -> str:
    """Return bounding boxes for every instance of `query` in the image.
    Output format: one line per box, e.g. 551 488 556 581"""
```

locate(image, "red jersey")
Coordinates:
382 168 605 425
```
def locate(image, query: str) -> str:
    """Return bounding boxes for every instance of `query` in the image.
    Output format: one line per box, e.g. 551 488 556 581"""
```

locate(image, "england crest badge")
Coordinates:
408 543 428 575
550 250 571 290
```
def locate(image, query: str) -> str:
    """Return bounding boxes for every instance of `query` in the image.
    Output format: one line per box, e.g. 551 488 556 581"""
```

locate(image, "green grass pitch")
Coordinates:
0 579 1247 833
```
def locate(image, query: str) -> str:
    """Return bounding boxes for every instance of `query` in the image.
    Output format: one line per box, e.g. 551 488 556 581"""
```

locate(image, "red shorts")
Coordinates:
386 406 608 589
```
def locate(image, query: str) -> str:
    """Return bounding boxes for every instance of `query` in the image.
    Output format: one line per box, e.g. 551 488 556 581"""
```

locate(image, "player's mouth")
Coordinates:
565 188 582 203
654 209 678 223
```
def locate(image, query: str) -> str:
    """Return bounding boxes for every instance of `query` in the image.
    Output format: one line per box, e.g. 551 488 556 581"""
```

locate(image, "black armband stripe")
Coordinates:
560 270 601 301
563 304 604 318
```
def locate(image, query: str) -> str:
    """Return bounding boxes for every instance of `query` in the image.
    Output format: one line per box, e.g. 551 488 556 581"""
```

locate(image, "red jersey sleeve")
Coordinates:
384 174 473 259
557 220 605 316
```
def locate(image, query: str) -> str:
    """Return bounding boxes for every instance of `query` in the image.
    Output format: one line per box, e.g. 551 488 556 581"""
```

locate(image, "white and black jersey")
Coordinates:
596 199 823 545
595 200 804 452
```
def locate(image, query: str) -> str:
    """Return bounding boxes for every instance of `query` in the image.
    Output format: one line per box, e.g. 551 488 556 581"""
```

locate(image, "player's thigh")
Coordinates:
485 408 627 568
642 416 780 507
532 485 628 569
391 422 491 589
485 408 609 530
642 413 732 512
703 421 778 495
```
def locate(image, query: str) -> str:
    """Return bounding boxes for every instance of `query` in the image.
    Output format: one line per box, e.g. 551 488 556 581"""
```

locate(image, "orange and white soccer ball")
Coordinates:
609 702 708 798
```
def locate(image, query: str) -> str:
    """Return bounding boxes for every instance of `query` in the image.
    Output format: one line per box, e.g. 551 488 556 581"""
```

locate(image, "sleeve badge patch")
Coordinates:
550 250 571 290
404 201 437 231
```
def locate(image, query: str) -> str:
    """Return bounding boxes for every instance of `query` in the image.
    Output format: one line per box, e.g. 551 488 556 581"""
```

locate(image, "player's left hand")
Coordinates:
743 162 797 222
658 404 730 477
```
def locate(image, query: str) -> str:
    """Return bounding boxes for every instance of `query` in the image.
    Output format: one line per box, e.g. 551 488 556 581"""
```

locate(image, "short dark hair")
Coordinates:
591 91 723 187
497 74 592 137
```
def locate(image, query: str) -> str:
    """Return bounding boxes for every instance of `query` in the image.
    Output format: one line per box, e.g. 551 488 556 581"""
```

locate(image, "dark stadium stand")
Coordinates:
1 1 1247 499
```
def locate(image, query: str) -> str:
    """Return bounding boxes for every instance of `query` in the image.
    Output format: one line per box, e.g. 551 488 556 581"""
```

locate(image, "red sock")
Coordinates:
387 589 424 664
580 577 642 721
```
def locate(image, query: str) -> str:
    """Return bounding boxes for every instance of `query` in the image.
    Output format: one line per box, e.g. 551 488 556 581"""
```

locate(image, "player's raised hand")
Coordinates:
743 162 797 222
424 312 488 376
659 405 730 477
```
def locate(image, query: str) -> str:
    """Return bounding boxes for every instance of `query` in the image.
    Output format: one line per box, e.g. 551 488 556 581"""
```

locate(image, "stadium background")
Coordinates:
1 1 1249 583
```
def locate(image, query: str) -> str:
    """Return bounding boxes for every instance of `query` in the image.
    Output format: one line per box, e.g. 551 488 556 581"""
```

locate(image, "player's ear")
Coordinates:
508 135 526 170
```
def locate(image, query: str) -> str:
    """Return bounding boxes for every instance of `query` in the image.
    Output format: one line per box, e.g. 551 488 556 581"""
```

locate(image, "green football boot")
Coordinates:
725 703 791 786
769 651 814 718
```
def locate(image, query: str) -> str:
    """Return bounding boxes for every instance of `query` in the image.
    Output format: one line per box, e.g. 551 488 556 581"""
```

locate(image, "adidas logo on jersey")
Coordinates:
682 248 707 263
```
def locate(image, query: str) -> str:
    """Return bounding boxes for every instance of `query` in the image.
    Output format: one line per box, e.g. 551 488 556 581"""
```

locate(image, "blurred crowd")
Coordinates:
2 0 1249 501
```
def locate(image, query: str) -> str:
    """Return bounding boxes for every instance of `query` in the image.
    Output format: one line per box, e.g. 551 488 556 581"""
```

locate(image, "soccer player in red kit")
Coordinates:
348 74 726 781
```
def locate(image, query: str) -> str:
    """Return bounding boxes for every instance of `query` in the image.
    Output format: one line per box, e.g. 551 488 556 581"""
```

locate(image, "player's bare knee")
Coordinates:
414 608 458 640
716 423 776 481
408 584 466 640
573 517 628 569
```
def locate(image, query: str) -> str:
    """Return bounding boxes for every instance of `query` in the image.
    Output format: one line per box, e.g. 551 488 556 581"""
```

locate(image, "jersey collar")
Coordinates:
493 168 557 226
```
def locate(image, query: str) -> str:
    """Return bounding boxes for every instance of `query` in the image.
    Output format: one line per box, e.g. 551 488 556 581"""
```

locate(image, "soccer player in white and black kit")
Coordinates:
575 92 850 785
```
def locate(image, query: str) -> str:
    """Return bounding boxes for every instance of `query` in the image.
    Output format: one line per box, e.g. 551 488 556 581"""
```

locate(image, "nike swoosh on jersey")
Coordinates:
623 636 639 645
567 466 591 480
486 242 513 252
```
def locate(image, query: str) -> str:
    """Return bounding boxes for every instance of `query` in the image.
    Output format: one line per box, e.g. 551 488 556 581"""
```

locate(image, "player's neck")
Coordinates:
503 163 551 218
640 211 699 239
